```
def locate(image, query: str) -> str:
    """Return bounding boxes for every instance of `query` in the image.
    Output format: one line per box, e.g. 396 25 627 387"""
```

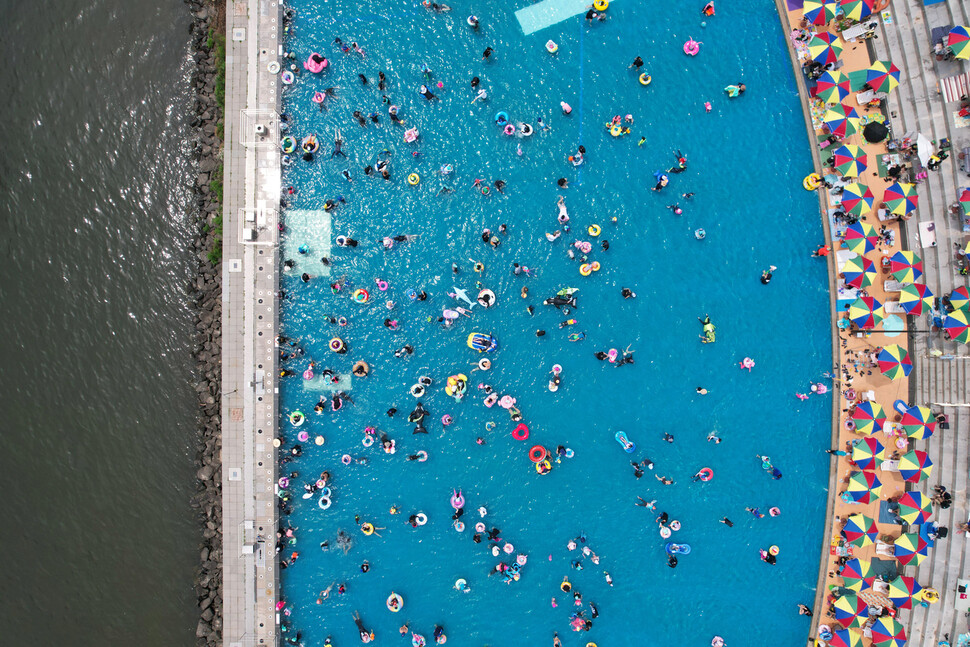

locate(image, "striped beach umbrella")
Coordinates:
884 182 918 216
833 593 869 628
901 404 936 440
871 616 907 647
850 401 886 436
944 309 970 344
948 25 970 60
829 628 865 647
816 69 851 103
898 491 933 525
803 0 837 24
959 188 970 214
898 283 933 316
840 557 874 591
842 222 878 255
887 575 923 609
899 450 933 483
893 532 929 566
844 513 879 547
840 0 874 21
822 104 861 138
841 256 877 289
833 144 868 177
851 436 885 471
848 296 884 329
889 250 923 283
864 60 901 94
948 285 970 311
846 470 883 503
877 344 912 380
808 31 844 65
840 182 875 216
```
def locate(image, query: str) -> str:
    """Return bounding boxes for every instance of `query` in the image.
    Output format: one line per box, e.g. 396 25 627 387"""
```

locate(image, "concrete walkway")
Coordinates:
220 0 282 645
870 2 970 643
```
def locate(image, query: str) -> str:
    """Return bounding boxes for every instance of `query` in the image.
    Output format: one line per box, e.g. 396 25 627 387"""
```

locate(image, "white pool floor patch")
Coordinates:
515 0 609 35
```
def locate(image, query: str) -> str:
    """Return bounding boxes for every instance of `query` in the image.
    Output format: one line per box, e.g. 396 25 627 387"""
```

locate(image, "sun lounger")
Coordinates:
875 540 895 557
918 220 938 248
884 280 904 292
884 301 906 314
880 460 900 472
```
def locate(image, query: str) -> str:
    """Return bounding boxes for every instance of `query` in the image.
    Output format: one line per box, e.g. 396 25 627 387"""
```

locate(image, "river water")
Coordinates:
0 0 200 643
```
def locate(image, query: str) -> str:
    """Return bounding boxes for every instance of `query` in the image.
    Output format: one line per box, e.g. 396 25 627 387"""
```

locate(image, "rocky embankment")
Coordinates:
186 0 225 644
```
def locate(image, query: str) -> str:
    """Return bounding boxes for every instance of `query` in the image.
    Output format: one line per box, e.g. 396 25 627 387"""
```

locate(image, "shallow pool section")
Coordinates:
276 2 831 645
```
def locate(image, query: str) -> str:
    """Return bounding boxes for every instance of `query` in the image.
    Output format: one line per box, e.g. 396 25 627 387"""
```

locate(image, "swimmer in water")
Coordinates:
638 137 646 147
707 429 721 444
761 265 777 284
720 517 734 527
667 204 683 215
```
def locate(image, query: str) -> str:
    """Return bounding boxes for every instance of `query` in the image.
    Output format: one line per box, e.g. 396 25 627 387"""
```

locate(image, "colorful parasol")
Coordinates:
871 616 906 647
897 491 933 525
845 470 883 503
948 25 970 60
848 296 884 329
884 182 918 216
898 283 933 316
808 31 844 65
841 255 877 289
944 309 970 344
840 182 874 216
829 628 864 647
840 0 873 21
893 532 929 566
803 0 837 25
850 400 886 436
851 436 885 471
832 144 867 177
887 575 923 610
832 593 869 628
863 60 901 94
841 221 878 255
843 513 879 547
889 250 923 283
900 404 936 440
898 450 933 483
877 344 912 380
822 104 862 138
816 69 851 103
839 557 873 591
948 285 970 312
959 188 970 214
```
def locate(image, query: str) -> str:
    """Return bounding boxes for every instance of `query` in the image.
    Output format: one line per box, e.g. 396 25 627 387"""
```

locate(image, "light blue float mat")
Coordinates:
283 209 332 277
515 0 615 36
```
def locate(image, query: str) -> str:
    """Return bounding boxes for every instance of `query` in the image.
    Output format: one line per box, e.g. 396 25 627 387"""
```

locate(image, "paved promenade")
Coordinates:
220 0 282 645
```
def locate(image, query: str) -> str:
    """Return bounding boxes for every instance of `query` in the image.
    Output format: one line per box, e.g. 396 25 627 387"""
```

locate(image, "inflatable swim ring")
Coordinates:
475 522 486 532
301 135 319 154
741 357 755 369
454 578 468 591
280 136 297 153
665 542 692 555
341 454 352 465
415 450 429 462
318 495 332 510
684 38 701 56
315 435 325 445
660 525 672 538
473 262 485 273
670 520 682 531
361 522 375 536
769 507 781 517
362 435 374 448
593 0 609 10
512 423 530 441
588 224 602 236
329 337 345 353
803 173 822 191
579 263 593 276
477 289 496 308
922 587 939 603
694 228 706 240
769 545 780 556
268 61 281 74
591 261 601 272
520 123 534 136
303 53 328 73
503 124 515 136
478 358 491 371
375 279 389 292
280 70 294 84
564 448 575 458
535 458 552 474
387 592 404 612
312 91 325 104
410 384 426 398
639 73 652 86
441 414 453 426
698 467 714 482
408 173 420 186
529 445 547 463
546 40 558 54
843 418 856 431
712 637 725 647
610 124 623 137
495 112 509 125
289 411 305 426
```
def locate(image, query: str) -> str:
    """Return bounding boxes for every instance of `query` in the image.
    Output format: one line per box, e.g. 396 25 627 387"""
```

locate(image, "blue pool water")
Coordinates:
277 1 832 645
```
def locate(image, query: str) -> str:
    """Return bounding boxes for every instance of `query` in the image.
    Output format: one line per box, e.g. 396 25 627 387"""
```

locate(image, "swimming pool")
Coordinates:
277 1 832 644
